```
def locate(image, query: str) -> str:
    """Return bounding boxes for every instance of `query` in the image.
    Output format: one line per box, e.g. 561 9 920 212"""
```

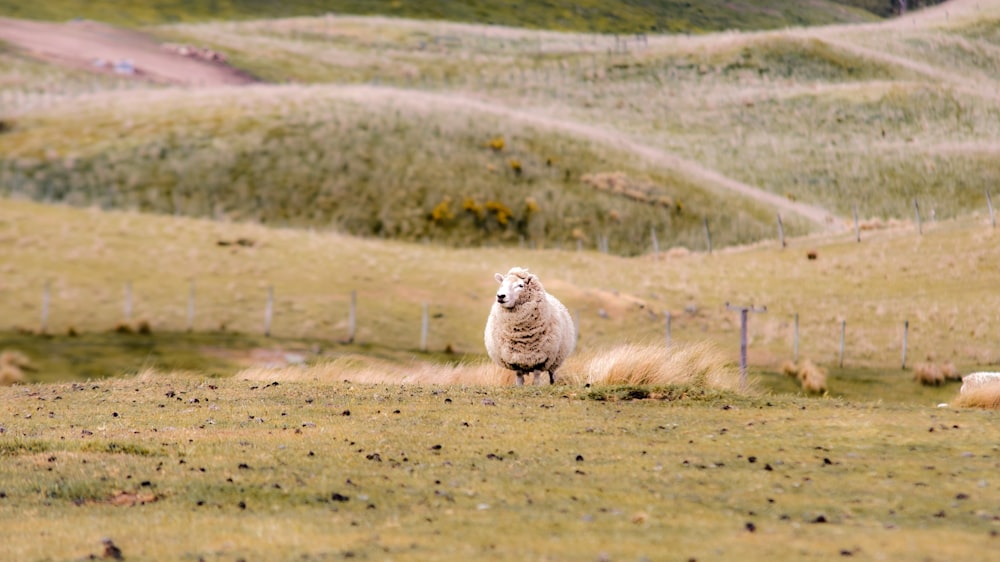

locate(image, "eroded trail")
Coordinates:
0 17 255 86
330 85 841 231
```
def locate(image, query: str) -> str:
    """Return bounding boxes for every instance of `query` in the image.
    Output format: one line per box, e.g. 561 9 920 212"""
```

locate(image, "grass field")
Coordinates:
0 373 996 561
0 3 997 560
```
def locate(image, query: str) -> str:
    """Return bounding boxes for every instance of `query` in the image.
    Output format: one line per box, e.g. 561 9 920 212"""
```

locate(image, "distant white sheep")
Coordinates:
484 267 576 386
960 372 1000 394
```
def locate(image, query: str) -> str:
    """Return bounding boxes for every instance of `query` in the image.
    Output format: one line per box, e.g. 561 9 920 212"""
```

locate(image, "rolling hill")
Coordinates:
0 0 885 33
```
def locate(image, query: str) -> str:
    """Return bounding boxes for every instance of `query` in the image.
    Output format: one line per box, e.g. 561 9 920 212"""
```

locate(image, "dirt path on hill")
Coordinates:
0 17 255 86
331 85 841 231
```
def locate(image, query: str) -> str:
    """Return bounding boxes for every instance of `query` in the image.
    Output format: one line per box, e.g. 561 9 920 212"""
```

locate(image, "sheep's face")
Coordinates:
494 272 529 309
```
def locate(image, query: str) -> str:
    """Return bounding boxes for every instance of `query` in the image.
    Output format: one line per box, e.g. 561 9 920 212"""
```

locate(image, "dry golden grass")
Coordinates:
793 359 828 394
237 342 748 392
778 358 828 394
560 341 746 391
780 359 799 377
0 349 29 385
238 354 512 386
0 364 24 385
0 349 30 367
951 382 1000 410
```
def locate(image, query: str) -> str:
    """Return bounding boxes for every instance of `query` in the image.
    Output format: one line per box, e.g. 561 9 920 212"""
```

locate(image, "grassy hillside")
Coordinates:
0 0 881 33
145 2 994 223
0 85 792 254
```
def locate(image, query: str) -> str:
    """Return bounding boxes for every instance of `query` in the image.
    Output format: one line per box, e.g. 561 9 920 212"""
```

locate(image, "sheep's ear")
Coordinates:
494 273 504 284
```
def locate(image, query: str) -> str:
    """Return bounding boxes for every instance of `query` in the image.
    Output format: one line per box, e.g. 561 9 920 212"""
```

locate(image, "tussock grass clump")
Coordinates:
780 359 799 377
797 359 828 394
0 364 25 386
560 342 747 392
237 342 747 391
0 349 31 386
952 382 1000 410
781 358 828 394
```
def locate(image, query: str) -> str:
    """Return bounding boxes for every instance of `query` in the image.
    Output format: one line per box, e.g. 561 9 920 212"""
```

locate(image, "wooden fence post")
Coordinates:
264 285 274 337
574 309 581 342
41 281 51 334
726 303 766 391
914 199 922 235
651 226 660 259
776 213 785 248
853 203 861 243
703 218 713 255
187 280 195 332
987 189 996 229
348 290 357 343
665 310 672 348
839 319 846 368
420 302 429 352
793 312 800 364
124 281 132 323
901 319 909 370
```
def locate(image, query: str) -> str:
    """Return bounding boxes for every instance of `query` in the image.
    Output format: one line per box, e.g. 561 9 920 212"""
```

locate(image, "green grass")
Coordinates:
0 330 301 383
0 329 482 385
757 366 965 405
0 374 995 561
0 0 882 33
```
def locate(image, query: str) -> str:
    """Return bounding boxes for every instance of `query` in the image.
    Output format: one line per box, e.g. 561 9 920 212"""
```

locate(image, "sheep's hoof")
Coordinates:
515 374 525 387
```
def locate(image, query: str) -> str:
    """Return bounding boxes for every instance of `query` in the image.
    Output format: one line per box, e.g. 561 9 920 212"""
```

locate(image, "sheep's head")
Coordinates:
493 267 537 309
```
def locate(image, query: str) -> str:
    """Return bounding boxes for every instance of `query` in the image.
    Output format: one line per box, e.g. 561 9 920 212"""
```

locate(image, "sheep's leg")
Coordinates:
548 371 556 385
515 374 525 387
532 370 543 386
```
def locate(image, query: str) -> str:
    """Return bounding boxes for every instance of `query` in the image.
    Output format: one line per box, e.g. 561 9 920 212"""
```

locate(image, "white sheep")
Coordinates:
960 372 1000 394
484 267 576 386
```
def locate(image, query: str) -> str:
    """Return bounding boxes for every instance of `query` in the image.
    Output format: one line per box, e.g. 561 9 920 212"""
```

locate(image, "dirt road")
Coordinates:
0 17 255 86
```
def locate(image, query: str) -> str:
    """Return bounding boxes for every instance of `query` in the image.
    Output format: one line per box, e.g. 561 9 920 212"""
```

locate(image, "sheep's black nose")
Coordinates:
496 294 506 303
